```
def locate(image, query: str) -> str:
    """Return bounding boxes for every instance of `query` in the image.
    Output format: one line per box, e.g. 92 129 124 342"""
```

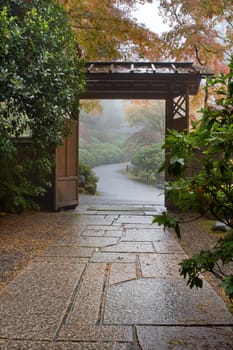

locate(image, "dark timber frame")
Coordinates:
55 61 211 210
82 61 211 131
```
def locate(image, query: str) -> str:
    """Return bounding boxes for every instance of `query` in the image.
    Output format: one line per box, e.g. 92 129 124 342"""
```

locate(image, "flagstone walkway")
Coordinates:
0 205 233 349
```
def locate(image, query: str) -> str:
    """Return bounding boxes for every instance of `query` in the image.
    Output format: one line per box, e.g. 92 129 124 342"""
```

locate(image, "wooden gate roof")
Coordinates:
81 61 212 100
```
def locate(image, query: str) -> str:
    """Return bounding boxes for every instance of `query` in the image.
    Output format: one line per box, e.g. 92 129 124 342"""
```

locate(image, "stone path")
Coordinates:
0 205 233 349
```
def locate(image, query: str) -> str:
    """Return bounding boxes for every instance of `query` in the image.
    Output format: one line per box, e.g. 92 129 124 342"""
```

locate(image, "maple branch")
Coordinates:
199 41 222 55
173 9 184 27
193 44 205 66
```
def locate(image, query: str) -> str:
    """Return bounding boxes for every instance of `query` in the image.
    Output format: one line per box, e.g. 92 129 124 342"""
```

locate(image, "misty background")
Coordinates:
79 99 165 195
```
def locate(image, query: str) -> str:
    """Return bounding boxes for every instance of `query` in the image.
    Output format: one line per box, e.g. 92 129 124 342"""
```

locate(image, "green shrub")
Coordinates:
154 58 233 299
79 162 98 195
80 140 125 167
79 149 96 168
131 143 164 184
0 1 84 212
0 148 51 213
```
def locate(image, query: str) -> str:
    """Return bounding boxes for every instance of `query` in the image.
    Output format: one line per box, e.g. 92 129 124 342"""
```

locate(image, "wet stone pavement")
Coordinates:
0 204 233 349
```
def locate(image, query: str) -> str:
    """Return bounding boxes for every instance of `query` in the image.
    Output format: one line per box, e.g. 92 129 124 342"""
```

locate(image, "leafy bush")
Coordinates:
80 141 125 167
79 149 96 168
154 57 233 299
79 162 98 195
0 1 84 212
131 143 164 184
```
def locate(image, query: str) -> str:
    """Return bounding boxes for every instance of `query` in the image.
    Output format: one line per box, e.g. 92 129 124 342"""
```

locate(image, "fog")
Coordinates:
79 99 165 205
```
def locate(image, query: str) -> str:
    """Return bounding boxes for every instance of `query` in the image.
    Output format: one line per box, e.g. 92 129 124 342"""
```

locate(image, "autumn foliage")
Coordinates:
156 0 233 71
58 0 162 60
58 0 233 73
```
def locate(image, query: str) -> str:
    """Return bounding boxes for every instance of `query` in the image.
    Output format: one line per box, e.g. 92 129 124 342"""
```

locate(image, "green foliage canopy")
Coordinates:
0 0 84 148
0 0 85 212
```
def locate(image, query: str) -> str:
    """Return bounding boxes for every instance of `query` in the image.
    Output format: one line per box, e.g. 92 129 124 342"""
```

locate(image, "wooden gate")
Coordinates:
55 120 79 210
52 62 210 211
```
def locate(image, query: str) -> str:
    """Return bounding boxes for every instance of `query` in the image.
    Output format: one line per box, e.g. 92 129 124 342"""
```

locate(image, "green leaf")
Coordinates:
153 212 183 238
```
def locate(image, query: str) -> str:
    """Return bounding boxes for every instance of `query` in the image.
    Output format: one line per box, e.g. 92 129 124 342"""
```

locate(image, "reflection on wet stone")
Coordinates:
90 252 137 263
1 192 233 349
109 263 137 285
116 215 153 224
136 326 233 350
104 278 233 325
0 262 85 339
153 240 185 254
139 254 186 278
101 242 154 253
122 228 171 242
76 237 118 247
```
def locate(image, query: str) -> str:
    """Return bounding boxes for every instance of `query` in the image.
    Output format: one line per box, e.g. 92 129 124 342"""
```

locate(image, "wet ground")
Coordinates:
0 203 233 349
1 166 233 349
80 163 164 206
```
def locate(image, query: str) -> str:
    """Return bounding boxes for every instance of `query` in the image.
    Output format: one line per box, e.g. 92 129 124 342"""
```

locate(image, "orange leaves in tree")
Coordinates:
58 0 162 60
156 0 232 72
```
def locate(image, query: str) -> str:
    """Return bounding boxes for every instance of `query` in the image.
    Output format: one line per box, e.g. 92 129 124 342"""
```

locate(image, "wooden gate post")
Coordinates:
55 118 79 210
165 89 189 209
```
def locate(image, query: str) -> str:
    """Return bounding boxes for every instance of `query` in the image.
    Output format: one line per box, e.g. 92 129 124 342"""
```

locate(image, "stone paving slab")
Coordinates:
58 325 133 342
139 254 187 278
104 278 233 325
53 237 119 247
90 252 137 263
122 228 171 242
51 233 84 246
81 229 106 237
109 263 137 285
1 204 233 349
101 242 154 253
72 215 115 226
144 211 161 216
40 246 93 257
34 256 90 264
123 223 159 229
0 341 139 350
79 204 161 211
88 210 146 215
104 230 123 237
81 228 123 238
136 326 233 350
76 237 119 247
86 219 116 226
0 261 85 339
116 215 153 224
84 225 122 231
65 263 105 325
153 240 186 254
